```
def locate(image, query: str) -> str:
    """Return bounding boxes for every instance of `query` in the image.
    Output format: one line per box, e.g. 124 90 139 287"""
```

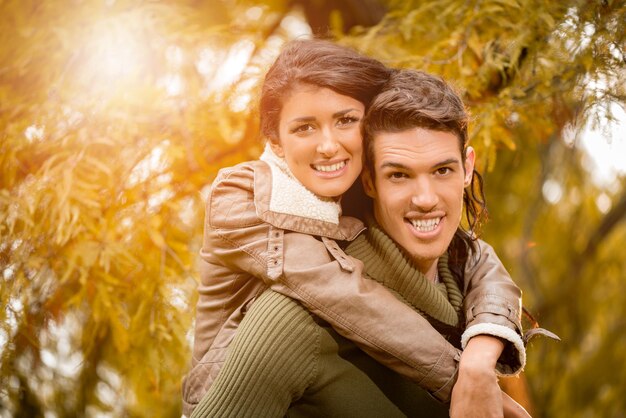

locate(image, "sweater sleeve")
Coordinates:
191 290 319 418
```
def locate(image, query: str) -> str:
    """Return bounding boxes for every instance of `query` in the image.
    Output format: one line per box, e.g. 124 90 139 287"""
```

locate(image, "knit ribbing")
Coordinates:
345 219 463 327
191 291 319 418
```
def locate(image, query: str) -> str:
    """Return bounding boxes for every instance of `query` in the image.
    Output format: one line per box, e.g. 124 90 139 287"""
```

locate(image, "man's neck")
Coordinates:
419 259 439 283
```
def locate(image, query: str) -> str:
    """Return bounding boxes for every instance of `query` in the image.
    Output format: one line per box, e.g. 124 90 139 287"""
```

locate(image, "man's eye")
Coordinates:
337 116 359 127
389 172 407 179
290 124 315 134
436 167 452 176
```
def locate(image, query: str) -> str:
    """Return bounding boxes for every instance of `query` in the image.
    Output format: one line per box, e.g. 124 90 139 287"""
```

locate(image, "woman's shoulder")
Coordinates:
207 159 270 228
212 159 270 189
209 159 272 202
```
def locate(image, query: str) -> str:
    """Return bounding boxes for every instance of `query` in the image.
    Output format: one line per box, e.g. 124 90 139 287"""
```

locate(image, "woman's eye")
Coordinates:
290 124 315 134
337 116 359 127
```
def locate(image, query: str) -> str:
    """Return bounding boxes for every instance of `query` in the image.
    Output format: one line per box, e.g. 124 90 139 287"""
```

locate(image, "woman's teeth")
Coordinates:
314 161 346 172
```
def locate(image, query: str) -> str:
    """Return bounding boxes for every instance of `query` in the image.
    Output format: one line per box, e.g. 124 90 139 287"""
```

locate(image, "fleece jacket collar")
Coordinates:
256 144 364 241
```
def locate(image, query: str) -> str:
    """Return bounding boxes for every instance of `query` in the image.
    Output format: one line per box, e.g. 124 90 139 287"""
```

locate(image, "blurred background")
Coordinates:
1 0 624 417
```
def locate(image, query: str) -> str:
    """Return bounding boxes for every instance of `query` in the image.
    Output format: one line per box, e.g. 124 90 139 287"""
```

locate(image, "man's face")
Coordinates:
363 127 475 274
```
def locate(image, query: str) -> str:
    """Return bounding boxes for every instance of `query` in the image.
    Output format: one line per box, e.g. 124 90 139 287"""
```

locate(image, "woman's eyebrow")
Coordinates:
332 108 361 118
288 116 316 123
289 108 361 124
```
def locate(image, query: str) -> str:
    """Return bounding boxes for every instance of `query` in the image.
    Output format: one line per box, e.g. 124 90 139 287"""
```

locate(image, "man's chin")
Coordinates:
405 244 447 265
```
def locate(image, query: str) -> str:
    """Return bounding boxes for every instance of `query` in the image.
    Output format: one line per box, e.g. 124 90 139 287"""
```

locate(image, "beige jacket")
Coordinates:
182 150 524 416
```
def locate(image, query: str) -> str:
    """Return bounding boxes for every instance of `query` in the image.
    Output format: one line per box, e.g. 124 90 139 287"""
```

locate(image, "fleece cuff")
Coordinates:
461 323 526 376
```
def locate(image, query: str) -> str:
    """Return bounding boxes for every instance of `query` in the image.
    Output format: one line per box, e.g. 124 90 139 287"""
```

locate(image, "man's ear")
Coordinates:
464 146 476 187
361 168 377 198
269 140 284 158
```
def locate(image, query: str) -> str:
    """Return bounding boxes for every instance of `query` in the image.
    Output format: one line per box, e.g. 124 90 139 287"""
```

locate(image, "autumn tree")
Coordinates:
1 0 624 417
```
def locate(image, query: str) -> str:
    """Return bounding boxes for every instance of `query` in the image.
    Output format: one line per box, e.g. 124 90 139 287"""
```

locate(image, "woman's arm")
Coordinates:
450 337 531 418
451 335 505 418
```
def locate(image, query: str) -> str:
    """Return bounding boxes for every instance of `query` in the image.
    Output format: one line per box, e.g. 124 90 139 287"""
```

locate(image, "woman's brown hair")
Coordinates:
260 39 394 143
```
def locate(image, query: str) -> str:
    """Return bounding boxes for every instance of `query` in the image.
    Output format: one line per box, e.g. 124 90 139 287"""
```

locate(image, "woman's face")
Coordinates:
272 85 364 199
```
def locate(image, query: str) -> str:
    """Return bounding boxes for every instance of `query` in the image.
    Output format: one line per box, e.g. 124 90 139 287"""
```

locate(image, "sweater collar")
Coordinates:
345 216 463 327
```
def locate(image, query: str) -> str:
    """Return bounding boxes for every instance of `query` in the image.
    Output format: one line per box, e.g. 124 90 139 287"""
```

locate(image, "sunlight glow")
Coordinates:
44 317 83 379
245 6 263 20
580 103 626 188
0 328 7 358
165 45 184 68
159 73 185 96
127 141 170 187
596 193 612 214
92 364 123 417
148 186 174 212
75 14 152 91
280 12 312 37
24 125 45 142
3 264 15 280
197 40 256 93
230 92 252 112
542 179 563 205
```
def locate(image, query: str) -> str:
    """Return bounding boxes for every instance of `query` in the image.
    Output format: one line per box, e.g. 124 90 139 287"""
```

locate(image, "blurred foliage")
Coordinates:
0 0 624 417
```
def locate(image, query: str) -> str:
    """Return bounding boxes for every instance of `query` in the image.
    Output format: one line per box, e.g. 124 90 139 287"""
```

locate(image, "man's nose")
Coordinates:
317 131 339 157
411 178 438 211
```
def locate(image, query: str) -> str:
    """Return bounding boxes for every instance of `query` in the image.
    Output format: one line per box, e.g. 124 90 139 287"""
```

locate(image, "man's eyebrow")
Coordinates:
379 161 410 170
434 158 461 168
379 158 461 171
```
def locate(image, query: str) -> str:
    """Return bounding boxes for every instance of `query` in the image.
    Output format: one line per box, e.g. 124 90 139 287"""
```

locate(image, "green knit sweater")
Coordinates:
345 219 463 330
191 224 460 418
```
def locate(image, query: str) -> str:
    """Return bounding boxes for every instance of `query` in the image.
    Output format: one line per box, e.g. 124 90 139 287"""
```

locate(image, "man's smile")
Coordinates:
408 217 442 232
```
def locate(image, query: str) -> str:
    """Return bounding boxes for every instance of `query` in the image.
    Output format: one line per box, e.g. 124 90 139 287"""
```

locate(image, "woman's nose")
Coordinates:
317 132 340 157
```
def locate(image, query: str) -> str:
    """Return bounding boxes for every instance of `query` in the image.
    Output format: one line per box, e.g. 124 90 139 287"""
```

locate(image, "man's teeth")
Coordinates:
410 218 441 232
314 161 346 172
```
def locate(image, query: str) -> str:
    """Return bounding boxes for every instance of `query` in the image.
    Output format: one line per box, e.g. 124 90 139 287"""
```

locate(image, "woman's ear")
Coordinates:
464 146 476 187
269 140 285 158
361 169 377 198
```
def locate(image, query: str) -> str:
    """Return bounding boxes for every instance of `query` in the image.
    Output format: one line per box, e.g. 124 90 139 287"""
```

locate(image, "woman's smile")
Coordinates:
312 159 348 175
272 85 365 198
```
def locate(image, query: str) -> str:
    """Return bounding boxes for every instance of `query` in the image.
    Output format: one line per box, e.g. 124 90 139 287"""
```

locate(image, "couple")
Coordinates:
183 39 531 417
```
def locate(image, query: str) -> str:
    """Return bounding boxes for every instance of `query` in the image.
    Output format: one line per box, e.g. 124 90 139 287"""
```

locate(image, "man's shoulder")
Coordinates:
467 238 500 266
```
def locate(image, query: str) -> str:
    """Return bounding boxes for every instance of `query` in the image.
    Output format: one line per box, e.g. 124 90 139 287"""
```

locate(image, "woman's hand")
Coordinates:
450 335 505 418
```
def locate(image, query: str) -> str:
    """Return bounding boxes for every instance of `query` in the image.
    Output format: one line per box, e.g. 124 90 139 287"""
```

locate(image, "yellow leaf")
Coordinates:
148 228 166 249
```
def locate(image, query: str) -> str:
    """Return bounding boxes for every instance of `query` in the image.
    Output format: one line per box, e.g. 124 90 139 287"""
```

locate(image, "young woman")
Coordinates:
183 39 527 417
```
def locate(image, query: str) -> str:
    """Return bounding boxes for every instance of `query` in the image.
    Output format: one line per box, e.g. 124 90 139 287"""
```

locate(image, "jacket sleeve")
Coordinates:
206 164 460 402
461 239 525 375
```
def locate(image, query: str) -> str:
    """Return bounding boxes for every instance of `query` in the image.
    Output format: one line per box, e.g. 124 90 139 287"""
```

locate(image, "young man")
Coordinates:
356 68 526 417
190 69 530 418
